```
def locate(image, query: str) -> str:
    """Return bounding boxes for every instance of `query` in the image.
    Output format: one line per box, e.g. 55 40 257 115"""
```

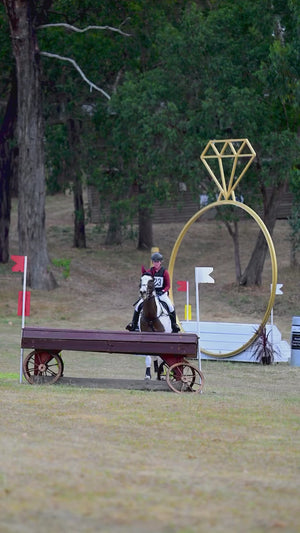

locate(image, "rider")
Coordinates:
125 252 181 333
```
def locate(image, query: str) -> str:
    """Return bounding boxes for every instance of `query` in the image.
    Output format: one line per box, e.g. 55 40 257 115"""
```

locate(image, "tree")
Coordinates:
288 169 300 267
96 71 187 248
2 0 57 289
87 0 193 247
289 206 300 267
37 2 132 248
0 5 17 264
1 0 298 279
0 68 17 263
67 117 86 248
1 0 131 282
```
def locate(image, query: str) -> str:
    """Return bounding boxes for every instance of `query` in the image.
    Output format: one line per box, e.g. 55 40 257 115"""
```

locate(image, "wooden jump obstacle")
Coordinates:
21 327 203 393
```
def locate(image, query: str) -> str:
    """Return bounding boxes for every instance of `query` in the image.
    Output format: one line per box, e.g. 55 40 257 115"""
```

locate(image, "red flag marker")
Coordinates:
18 291 31 316
177 280 187 292
11 255 25 272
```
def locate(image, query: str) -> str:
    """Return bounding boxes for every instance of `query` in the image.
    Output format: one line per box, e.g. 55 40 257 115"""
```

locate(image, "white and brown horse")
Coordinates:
138 273 171 379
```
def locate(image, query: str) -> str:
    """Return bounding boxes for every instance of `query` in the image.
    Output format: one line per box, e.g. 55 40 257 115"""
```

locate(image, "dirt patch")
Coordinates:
57 376 171 391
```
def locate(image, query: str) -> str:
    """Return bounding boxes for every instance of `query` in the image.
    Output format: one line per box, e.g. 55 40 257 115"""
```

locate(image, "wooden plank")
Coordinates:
21 327 198 357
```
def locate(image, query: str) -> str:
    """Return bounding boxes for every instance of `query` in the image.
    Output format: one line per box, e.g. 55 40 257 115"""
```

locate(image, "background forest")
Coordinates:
0 0 299 290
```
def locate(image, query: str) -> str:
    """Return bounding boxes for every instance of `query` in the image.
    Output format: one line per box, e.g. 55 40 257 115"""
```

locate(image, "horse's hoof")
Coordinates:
144 375 151 380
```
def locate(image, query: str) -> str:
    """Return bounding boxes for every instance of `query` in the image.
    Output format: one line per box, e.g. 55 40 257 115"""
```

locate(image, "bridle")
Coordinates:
140 274 154 300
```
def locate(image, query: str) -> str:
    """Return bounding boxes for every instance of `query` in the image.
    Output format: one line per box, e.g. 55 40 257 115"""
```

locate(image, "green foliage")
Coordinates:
290 168 300 201
98 0 300 225
289 206 300 241
52 258 71 278
1 0 299 242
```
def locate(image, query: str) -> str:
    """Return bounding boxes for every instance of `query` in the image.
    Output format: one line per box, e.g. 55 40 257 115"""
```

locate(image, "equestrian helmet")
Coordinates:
151 252 163 262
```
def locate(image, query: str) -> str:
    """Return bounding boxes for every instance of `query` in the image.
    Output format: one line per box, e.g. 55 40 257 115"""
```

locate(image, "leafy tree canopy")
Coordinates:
94 0 299 222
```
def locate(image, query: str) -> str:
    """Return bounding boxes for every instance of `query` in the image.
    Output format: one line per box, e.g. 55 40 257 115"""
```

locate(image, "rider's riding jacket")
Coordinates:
142 265 170 295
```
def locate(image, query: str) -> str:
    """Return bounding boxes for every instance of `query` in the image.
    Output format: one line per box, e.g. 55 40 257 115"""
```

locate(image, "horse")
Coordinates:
138 272 172 379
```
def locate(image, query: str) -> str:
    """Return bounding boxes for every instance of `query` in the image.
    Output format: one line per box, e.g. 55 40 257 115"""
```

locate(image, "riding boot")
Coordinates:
154 359 159 373
170 310 180 333
125 310 140 331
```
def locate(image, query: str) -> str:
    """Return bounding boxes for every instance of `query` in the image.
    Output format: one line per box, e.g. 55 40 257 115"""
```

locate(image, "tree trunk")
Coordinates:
138 206 153 250
3 0 57 289
67 118 86 248
289 206 300 268
105 207 123 245
290 240 298 267
223 219 242 282
0 69 17 263
240 183 286 286
73 178 86 248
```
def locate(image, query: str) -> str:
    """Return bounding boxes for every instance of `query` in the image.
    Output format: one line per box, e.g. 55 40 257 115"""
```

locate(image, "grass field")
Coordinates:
0 362 299 533
0 193 299 532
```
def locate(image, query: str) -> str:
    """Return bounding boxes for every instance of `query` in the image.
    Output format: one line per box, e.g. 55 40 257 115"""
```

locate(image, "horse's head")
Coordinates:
140 273 155 300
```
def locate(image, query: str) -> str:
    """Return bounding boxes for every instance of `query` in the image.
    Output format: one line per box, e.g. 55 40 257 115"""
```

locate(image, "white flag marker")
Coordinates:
195 267 214 371
195 267 215 284
276 284 283 295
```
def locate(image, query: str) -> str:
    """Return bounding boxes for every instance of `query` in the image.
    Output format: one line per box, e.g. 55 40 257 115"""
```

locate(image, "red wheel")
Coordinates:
166 361 204 393
23 350 63 384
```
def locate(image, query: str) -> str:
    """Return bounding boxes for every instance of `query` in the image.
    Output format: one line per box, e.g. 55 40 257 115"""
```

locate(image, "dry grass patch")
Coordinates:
0 362 300 533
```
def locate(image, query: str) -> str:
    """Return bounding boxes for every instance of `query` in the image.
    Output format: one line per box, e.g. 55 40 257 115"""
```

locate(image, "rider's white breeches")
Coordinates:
158 292 174 312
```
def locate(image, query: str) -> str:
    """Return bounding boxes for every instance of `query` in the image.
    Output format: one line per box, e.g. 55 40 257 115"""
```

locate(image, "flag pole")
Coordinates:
186 281 189 321
19 256 27 384
194 267 215 372
195 271 201 371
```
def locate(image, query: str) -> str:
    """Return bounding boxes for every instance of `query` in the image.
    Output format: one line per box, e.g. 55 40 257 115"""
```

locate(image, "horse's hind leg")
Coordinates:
145 355 151 380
